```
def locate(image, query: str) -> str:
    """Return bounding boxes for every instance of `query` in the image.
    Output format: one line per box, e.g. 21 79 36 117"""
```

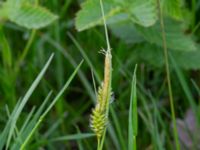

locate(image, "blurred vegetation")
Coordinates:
0 0 200 149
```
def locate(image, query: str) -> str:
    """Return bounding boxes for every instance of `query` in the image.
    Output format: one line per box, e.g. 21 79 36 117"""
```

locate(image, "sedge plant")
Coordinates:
89 0 112 150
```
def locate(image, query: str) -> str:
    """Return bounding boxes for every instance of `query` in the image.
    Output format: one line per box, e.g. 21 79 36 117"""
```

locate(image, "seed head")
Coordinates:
90 49 112 139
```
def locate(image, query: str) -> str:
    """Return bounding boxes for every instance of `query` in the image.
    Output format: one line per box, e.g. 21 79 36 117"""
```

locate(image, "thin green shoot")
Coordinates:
157 0 180 149
128 65 137 150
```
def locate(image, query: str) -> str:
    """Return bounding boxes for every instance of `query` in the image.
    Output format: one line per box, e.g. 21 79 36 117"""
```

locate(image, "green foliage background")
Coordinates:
0 0 200 149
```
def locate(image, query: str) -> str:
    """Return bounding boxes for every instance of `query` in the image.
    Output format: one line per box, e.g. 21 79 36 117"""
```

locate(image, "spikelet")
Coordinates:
90 49 112 139
90 0 112 142
102 49 112 106
90 108 107 139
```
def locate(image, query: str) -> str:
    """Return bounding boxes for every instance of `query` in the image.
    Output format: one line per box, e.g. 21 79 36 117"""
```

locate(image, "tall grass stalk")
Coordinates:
157 0 180 149
90 0 112 149
99 0 112 148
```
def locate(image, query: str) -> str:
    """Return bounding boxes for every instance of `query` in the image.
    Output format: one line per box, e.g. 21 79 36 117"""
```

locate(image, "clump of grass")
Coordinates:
89 0 112 149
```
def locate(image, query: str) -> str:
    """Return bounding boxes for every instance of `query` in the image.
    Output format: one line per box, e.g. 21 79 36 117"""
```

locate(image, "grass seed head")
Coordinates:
90 106 107 139
90 49 112 139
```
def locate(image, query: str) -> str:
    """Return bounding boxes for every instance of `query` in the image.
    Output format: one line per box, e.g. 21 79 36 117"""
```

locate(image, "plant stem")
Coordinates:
99 129 106 150
15 30 36 73
192 0 196 29
97 0 112 149
0 25 12 68
157 0 180 150
97 138 101 150
192 21 200 34
100 0 111 51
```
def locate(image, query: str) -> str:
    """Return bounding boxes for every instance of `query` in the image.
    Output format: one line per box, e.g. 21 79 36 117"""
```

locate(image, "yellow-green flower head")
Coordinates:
90 49 112 139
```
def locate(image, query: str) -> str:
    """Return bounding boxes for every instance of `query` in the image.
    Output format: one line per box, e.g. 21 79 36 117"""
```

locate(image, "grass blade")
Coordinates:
0 54 54 150
50 133 95 142
20 60 84 149
11 91 53 150
128 65 137 150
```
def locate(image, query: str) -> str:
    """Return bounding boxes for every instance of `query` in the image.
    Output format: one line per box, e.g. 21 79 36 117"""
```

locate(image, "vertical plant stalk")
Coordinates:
157 0 180 150
90 0 112 150
15 30 36 73
0 25 12 68
192 0 196 29
0 25 16 107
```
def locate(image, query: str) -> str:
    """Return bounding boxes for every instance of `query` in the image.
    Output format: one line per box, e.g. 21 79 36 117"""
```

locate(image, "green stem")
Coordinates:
97 138 101 150
192 21 200 34
192 0 196 29
60 0 72 18
15 30 36 73
133 136 136 150
0 25 16 107
99 0 111 51
97 0 112 149
15 0 39 71
99 129 107 150
0 25 12 68
157 0 180 150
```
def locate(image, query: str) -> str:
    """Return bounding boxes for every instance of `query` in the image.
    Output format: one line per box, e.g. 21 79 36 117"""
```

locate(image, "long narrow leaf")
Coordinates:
128 65 137 150
50 133 95 142
20 60 84 149
3 54 54 149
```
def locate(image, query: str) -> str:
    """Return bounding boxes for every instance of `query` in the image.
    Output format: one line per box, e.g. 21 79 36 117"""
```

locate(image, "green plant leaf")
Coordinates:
0 54 54 150
128 65 137 150
109 20 144 44
134 43 200 70
0 26 12 67
163 0 182 20
135 19 197 51
170 49 200 70
50 133 95 142
75 0 121 31
20 60 84 149
8 4 58 29
6 0 23 8
75 0 157 31
11 92 53 150
129 0 157 27
130 44 163 68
